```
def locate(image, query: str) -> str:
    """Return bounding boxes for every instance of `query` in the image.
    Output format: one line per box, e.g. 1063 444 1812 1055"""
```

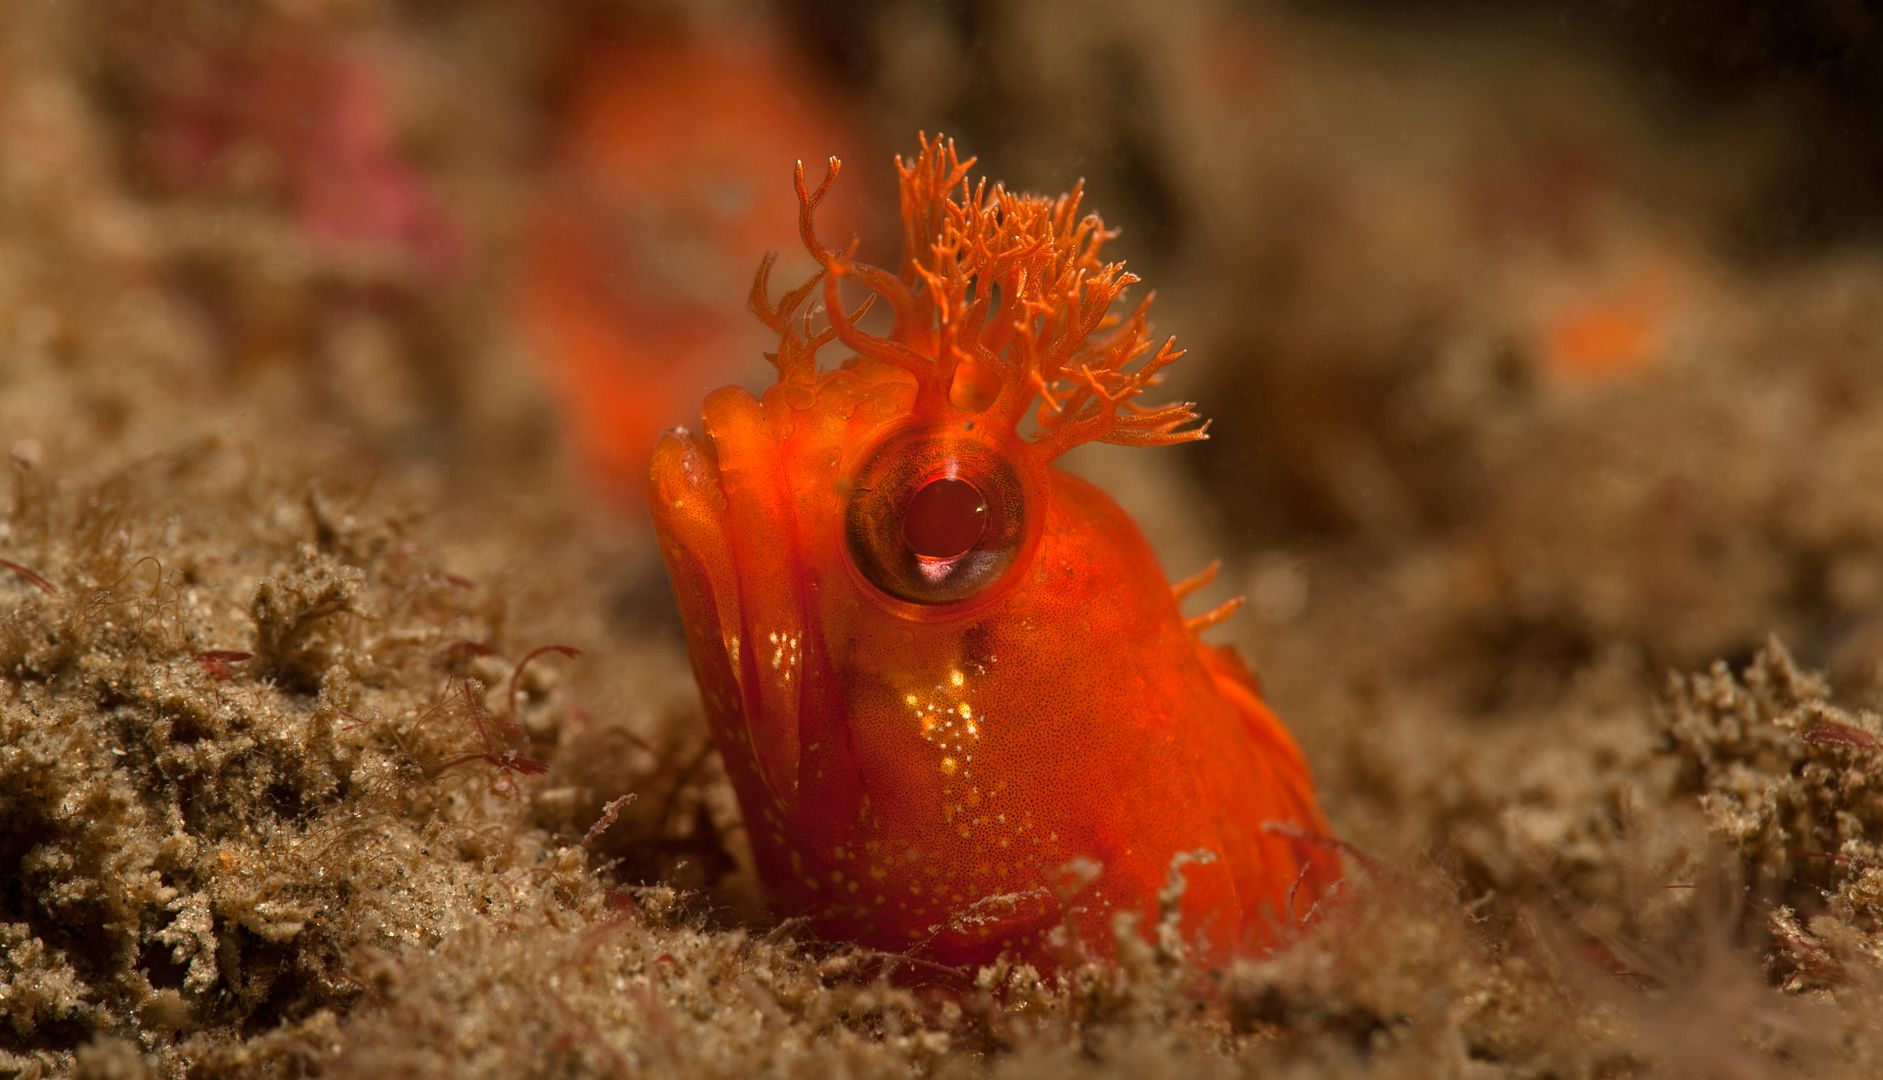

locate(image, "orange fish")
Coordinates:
648 137 1339 970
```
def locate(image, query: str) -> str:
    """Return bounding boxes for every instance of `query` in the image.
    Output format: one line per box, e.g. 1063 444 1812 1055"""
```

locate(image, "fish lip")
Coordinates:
648 427 729 565
647 407 808 810
646 421 741 691
655 421 729 507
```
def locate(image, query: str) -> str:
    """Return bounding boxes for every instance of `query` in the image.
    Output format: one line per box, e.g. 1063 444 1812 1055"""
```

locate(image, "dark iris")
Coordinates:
902 477 987 560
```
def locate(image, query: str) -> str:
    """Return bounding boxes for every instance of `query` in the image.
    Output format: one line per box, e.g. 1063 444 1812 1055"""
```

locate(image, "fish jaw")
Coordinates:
647 386 812 814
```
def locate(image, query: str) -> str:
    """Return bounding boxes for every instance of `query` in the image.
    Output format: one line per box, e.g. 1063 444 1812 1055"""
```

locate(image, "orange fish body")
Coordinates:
650 139 1338 969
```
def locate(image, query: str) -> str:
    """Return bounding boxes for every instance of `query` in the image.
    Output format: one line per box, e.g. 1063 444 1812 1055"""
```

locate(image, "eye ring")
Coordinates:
844 428 1036 608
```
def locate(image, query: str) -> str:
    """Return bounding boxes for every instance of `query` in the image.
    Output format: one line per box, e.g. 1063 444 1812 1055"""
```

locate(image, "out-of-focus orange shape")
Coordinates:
520 27 869 507
1535 255 1693 383
1543 300 1656 379
648 138 1340 972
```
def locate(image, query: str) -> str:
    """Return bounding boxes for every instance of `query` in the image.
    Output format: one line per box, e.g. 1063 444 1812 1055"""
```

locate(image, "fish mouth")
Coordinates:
647 386 810 811
647 421 738 672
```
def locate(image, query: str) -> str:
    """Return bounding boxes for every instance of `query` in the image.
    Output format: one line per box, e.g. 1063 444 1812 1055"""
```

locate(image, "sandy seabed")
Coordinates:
6 2 1883 1077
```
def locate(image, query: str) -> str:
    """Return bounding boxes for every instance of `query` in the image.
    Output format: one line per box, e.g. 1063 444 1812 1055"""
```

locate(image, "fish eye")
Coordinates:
846 431 1032 606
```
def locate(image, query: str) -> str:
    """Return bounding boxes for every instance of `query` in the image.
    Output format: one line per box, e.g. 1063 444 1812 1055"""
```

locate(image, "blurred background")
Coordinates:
6 0 1883 865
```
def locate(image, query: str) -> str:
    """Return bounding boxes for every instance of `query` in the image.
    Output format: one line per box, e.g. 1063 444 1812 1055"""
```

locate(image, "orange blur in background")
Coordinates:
519 25 874 511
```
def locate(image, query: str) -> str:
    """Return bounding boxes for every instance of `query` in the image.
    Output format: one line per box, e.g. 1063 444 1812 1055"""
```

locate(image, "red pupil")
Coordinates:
902 477 987 560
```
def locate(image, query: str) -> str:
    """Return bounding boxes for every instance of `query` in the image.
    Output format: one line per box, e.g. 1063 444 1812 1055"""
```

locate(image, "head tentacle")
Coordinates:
751 135 1206 459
